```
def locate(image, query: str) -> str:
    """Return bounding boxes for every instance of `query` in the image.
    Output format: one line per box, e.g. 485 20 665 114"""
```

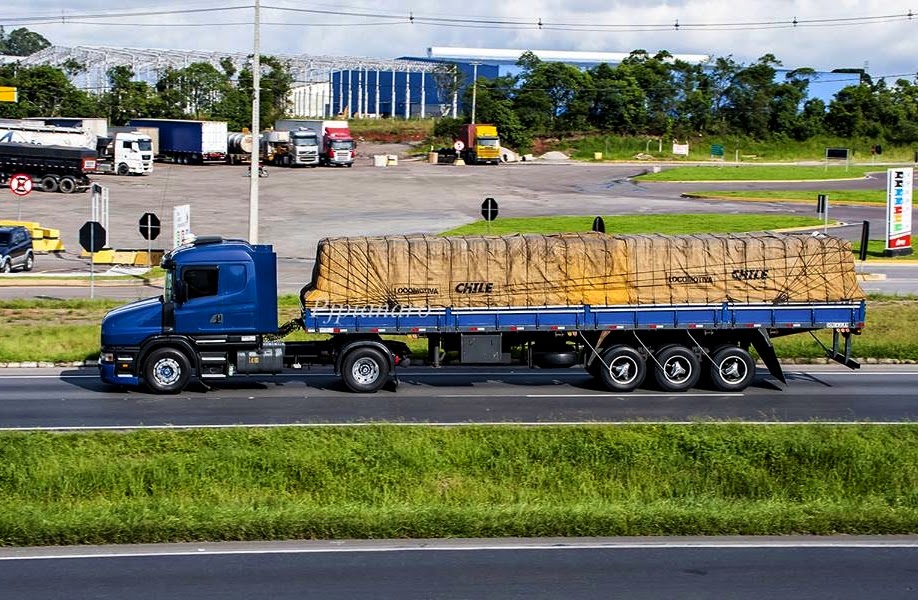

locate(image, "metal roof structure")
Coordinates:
427 47 712 65
11 45 443 91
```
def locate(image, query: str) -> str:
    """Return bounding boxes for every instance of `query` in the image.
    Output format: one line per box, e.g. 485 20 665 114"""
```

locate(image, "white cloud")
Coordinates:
2 0 916 77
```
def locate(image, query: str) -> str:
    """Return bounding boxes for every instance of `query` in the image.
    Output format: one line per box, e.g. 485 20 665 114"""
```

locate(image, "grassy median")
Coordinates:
0 425 916 546
634 165 875 182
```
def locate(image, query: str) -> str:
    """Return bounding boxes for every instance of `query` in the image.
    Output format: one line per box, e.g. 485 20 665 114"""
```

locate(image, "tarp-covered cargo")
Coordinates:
301 232 865 308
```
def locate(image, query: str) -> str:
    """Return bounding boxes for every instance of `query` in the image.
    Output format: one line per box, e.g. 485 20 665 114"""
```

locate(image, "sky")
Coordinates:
2 0 917 81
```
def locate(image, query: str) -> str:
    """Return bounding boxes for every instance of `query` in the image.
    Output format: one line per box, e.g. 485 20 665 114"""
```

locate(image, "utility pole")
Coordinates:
470 62 480 124
248 0 261 243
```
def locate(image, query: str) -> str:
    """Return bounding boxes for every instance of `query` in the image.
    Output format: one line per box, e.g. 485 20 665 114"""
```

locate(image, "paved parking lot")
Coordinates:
5 151 890 294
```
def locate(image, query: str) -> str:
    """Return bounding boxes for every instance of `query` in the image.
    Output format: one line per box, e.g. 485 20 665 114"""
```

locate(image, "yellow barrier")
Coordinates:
79 249 166 266
0 220 65 252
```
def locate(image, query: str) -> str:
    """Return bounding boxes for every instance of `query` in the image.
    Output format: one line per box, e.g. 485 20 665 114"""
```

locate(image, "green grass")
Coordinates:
1 425 916 546
635 165 875 182
440 214 826 236
560 134 917 163
686 189 887 204
851 240 918 261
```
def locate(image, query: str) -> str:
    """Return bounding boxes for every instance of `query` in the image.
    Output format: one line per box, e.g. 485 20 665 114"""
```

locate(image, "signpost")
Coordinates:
816 193 829 234
139 212 161 268
8 173 32 220
80 221 107 299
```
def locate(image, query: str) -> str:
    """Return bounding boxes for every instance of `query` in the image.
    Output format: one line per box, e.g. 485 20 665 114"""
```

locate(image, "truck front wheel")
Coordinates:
143 347 192 394
58 177 77 194
117 163 130 175
341 347 389 393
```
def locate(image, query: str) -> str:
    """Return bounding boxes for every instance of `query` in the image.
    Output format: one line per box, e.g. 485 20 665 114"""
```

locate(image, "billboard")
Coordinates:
886 168 913 252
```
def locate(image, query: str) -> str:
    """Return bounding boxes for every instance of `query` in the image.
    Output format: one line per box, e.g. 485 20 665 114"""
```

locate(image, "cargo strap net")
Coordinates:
301 232 865 309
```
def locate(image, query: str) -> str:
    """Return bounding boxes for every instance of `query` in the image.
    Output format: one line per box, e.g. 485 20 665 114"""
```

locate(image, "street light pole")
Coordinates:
248 0 261 244
470 62 479 124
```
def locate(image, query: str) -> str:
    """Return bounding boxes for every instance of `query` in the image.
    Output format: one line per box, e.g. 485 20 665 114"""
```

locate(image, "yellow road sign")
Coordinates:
0 86 18 102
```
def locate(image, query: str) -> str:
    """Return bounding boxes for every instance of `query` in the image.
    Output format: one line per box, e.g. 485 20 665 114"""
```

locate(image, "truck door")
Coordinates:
173 263 256 335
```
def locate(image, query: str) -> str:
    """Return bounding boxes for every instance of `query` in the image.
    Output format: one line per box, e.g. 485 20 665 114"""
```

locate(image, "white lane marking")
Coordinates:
0 421 913 433
2 371 918 381
2 538 917 561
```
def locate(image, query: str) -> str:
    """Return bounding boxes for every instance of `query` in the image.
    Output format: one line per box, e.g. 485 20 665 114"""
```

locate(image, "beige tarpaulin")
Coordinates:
301 232 865 308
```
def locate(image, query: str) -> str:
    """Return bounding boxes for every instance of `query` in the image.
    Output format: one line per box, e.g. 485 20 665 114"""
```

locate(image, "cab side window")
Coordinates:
182 267 219 300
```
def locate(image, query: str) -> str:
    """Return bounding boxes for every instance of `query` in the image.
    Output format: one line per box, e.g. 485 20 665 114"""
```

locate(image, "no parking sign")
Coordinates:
8 173 32 196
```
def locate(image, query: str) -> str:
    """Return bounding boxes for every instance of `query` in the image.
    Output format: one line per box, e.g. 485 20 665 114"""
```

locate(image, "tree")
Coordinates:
100 65 163 125
227 55 293 131
0 27 51 56
157 62 229 119
0 63 98 118
463 75 528 150
721 54 782 138
586 63 646 134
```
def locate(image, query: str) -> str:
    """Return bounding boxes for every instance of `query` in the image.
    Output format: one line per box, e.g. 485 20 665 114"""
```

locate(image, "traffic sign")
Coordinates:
139 212 161 240
454 140 465 152
79 221 107 253
8 173 32 196
481 197 498 222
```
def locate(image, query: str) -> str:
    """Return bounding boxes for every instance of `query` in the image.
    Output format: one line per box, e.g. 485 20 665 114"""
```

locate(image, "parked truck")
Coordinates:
28 117 109 140
262 128 319 167
0 142 97 193
95 131 155 175
0 119 96 149
458 123 501 165
276 119 353 166
226 132 254 165
126 119 228 164
110 126 159 158
99 231 866 395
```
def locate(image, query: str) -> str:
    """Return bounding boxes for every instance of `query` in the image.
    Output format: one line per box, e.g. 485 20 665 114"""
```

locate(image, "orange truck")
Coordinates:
458 124 501 165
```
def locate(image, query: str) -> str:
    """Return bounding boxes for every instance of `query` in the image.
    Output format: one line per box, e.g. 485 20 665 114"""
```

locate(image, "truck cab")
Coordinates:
323 128 355 167
96 132 154 175
100 237 280 392
289 128 319 166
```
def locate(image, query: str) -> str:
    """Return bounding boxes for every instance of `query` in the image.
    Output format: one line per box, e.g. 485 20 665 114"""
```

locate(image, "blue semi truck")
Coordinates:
99 234 866 394
126 119 228 164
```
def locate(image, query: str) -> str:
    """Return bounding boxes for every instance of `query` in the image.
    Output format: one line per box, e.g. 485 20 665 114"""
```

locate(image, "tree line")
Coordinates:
2 28 917 148
457 51 918 151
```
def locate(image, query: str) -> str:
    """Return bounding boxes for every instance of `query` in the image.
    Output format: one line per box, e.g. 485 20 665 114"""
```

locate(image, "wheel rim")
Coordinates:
717 355 748 384
351 357 380 385
662 355 693 385
606 355 639 385
26 256 33 269
152 357 181 386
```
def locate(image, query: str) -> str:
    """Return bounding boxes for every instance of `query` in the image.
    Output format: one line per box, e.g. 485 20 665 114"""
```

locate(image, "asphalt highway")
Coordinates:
2 538 916 600
1 365 915 429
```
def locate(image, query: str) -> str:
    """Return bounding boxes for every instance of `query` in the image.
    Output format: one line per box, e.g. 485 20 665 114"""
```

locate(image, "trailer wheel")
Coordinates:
653 345 701 392
40 176 58 193
117 163 130 175
58 177 77 194
143 347 191 394
341 347 389 393
708 346 756 392
596 345 646 392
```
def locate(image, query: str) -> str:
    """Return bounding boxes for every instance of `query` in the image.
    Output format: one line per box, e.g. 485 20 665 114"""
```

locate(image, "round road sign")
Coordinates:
8 173 32 196
453 140 465 152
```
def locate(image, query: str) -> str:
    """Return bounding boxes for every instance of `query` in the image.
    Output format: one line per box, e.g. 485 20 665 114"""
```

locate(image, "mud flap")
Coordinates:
751 328 786 385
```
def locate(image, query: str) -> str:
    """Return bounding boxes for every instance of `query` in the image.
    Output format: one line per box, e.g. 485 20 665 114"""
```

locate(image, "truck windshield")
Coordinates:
330 140 354 150
292 135 317 147
138 140 153 152
478 138 500 147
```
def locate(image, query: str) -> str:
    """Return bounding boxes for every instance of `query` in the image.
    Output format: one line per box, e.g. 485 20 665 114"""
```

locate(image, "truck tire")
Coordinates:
653 344 701 392
143 347 192 394
341 346 389 393
58 177 77 194
708 346 756 392
40 176 58 193
596 344 646 392
117 163 130 175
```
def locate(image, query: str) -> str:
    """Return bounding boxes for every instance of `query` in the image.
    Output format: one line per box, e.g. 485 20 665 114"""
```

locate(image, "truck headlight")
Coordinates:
100 351 115 363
